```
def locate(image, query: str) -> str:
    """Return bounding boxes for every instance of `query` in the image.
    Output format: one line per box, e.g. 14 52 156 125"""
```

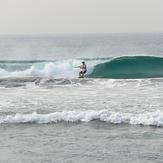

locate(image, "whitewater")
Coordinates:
1 33 163 163
2 110 163 127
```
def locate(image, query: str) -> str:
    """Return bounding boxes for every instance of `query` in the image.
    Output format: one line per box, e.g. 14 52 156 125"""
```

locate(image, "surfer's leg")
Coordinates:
82 72 84 77
79 71 84 78
79 71 82 77
82 71 86 77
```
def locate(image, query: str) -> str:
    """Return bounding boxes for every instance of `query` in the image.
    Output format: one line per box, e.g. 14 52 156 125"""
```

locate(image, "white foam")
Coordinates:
0 59 108 79
1 110 163 127
0 62 78 78
0 61 83 78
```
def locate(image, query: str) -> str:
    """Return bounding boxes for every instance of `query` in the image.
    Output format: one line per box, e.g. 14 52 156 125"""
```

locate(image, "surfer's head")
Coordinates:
82 61 85 64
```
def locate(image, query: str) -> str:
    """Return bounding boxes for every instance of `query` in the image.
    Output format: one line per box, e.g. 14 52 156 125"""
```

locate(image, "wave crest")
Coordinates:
1 110 163 127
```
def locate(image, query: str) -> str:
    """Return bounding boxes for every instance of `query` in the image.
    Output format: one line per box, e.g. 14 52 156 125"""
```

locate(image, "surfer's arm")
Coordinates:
75 66 81 68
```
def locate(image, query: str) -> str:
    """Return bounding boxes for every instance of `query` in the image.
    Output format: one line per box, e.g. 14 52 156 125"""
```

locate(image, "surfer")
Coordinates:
77 61 87 78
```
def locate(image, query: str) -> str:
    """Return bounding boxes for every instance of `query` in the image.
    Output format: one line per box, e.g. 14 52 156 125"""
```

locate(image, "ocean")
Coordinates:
0 33 163 163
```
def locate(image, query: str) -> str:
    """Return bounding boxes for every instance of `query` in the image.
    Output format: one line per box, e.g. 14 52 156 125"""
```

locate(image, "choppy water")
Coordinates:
0 33 163 163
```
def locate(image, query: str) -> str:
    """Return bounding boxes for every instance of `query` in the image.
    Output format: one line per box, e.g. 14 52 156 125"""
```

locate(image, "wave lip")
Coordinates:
89 56 163 79
1 110 163 127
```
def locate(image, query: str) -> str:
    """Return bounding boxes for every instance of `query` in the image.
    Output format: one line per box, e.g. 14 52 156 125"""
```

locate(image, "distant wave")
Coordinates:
1 110 163 127
1 56 163 79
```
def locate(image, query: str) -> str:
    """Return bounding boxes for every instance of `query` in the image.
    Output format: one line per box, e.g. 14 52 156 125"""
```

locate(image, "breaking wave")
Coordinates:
1 110 163 127
1 56 163 79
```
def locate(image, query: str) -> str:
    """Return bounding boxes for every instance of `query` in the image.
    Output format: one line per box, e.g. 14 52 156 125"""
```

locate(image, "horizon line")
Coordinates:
0 31 163 37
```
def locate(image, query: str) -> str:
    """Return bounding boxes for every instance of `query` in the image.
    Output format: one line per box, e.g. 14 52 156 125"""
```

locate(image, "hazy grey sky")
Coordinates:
0 0 162 34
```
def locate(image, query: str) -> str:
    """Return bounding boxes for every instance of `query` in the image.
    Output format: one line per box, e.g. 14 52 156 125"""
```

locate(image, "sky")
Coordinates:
0 0 162 35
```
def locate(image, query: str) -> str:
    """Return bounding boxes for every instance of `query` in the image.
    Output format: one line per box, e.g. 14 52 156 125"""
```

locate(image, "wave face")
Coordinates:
89 56 163 79
1 110 163 127
1 56 163 79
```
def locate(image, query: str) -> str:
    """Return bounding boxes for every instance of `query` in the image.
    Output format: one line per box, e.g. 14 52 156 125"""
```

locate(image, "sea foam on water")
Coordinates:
1 110 163 127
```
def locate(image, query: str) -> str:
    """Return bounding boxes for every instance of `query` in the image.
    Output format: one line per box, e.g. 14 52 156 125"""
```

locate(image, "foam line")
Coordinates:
1 110 163 127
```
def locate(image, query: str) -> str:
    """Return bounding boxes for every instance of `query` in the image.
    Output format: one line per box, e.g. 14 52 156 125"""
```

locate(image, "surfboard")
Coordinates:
78 76 84 78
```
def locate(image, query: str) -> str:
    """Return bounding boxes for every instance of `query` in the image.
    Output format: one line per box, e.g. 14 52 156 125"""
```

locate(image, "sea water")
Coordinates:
0 33 163 163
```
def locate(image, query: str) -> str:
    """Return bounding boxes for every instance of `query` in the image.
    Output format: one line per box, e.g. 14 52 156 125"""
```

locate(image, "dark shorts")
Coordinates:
80 70 87 74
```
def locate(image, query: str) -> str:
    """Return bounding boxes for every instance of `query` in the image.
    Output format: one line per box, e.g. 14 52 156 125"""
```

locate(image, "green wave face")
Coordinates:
89 56 163 79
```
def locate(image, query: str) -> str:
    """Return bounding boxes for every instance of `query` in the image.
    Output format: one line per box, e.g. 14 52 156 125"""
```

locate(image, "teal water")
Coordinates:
89 56 163 78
